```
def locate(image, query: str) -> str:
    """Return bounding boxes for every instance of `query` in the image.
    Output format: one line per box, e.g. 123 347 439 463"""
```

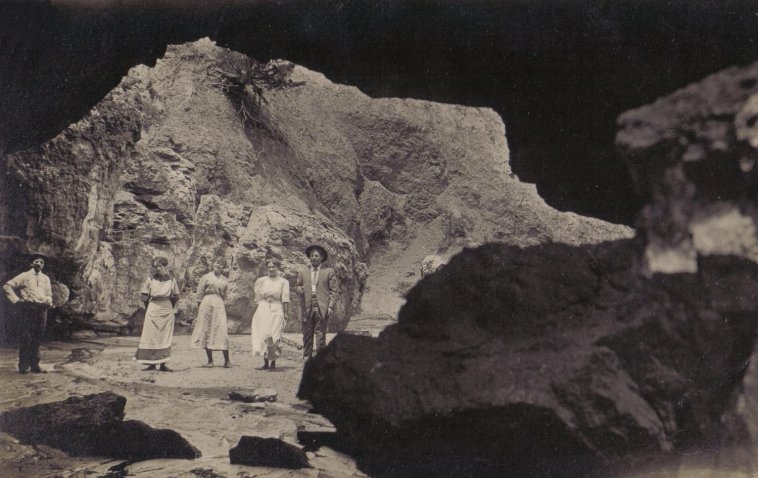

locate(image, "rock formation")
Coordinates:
229 436 311 469
229 388 277 403
0 39 630 338
298 62 758 476
617 61 758 275
0 392 201 460
300 240 758 477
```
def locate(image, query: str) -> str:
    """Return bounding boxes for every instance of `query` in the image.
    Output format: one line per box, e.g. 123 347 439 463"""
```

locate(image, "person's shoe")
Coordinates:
203 362 214 368
270 361 276 370
143 364 157 371
262 358 270 370
30 366 47 374
159 364 171 372
18 368 28 374
223 362 231 368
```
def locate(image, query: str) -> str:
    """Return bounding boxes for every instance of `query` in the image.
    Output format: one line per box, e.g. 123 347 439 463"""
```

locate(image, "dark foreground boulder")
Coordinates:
0 392 125 456
229 436 311 469
299 240 758 477
94 420 201 460
0 392 200 460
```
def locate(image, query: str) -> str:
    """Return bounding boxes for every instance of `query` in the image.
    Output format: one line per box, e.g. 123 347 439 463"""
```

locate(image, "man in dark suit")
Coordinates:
296 244 338 359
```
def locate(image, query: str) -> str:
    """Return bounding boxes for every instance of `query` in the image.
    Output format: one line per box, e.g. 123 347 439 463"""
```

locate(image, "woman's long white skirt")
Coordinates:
135 298 175 364
251 301 285 359
191 294 230 350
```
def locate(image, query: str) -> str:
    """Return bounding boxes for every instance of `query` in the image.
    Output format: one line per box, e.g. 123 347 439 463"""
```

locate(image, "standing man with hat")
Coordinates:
3 255 53 374
296 244 338 359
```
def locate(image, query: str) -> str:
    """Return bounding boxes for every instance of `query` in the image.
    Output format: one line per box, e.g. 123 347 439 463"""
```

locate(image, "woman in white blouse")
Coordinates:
191 259 231 368
251 259 290 370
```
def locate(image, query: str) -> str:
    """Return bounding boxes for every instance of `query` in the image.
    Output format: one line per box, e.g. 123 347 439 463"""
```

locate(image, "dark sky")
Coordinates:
2 0 758 225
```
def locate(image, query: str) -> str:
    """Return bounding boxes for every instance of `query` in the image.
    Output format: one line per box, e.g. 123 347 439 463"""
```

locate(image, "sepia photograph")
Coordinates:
2 0 758 476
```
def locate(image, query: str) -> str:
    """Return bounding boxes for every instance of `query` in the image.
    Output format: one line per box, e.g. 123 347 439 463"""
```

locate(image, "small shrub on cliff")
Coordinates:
213 52 304 129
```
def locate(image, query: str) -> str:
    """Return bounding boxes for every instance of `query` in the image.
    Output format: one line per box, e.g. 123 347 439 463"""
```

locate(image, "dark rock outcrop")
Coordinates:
617 61 758 275
299 240 758 477
0 392 200 460
0 392 126 456
229 436 310 469
93 420 201 460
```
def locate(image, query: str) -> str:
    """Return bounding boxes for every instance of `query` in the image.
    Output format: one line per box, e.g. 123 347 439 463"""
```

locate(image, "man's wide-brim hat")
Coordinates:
30 253 47 263
305 244 328 262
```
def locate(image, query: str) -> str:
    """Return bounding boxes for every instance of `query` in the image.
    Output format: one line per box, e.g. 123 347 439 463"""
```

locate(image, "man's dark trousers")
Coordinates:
302 300 326 358
17 302 48 371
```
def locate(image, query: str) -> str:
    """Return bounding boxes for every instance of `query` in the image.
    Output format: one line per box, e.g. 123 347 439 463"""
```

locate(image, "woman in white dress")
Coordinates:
251 259 290 370
191 259 231 368
135 256 180 372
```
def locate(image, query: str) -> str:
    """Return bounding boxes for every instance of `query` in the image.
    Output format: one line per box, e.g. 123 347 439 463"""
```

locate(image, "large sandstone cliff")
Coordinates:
0 39 631 337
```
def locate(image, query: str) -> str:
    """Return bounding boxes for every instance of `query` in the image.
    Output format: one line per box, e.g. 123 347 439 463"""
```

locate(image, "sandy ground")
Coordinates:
7 316 757 478
0 331 384 478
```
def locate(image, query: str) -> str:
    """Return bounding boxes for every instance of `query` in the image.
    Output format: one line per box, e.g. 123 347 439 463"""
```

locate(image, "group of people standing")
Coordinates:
134 243 338 372
3 244 338 375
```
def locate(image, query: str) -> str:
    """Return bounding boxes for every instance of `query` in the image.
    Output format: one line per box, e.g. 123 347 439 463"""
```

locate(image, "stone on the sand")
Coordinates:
229 436 311 469
0 392 125 455
94 420 201 460
229 389 277 403
0 392 200 460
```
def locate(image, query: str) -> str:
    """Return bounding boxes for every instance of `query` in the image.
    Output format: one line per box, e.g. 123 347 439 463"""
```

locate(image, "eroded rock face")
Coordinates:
0 38 630 336
0 40 366 335
617 62 758 274
299 240 758 476
0 391 200 460
263 66 633 314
